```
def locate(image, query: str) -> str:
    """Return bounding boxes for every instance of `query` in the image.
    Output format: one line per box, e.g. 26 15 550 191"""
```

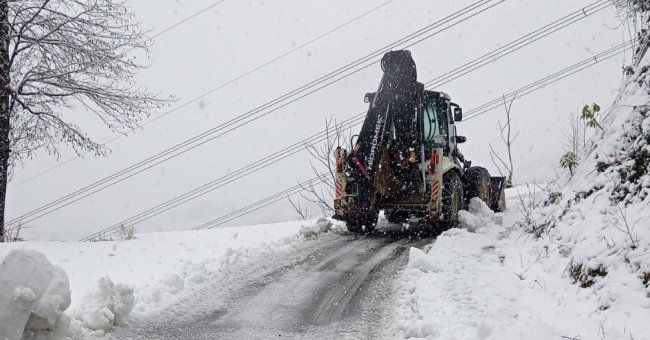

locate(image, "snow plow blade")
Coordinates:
489 176 507 212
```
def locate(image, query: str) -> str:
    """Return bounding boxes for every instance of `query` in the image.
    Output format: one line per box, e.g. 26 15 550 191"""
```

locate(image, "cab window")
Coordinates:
422 99 447 147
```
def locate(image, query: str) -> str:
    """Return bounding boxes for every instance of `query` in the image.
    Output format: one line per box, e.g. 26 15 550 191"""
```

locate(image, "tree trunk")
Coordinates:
0 0 10 242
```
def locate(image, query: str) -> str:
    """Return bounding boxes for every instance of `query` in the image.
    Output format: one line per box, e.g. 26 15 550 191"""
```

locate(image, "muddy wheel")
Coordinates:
463 167 491 208
346 211 378 234
442 171 464 227
384 210 409 224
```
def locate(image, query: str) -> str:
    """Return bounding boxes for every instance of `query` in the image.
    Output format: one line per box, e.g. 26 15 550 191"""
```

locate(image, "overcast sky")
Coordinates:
8 0 631 240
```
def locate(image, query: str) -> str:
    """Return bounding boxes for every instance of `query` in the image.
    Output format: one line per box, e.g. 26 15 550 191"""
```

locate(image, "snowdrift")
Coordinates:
0 249 70 340
0 249 141 338
0 219 319 338
392 197 649 339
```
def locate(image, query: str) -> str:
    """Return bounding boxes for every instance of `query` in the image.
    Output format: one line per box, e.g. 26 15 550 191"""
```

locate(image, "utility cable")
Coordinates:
9 0 502 229
460 40 632 122
150 0 229 39
78 2 616 239
425 0 611 88
196 177 320 230
10 0 395 189
83 40 631 239
193 44 632 231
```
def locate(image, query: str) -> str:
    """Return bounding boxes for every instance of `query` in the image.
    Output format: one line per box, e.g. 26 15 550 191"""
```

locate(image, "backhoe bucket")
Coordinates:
489 177 507 212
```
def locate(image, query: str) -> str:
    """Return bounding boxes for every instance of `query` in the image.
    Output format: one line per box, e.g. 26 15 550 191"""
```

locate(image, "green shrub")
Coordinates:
560 151 579 175
581 103 603 130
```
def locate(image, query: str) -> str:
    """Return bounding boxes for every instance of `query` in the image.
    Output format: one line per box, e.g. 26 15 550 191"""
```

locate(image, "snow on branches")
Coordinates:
6 0 171 163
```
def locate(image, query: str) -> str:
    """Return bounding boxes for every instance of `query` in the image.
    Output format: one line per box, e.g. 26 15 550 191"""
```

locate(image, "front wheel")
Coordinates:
442 171 464 228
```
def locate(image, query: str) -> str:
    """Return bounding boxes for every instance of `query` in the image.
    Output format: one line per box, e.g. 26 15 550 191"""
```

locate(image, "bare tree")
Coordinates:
489 94 518 187
0 0 171 241
558 109 588 176
287 194 310 221
562 109 587 156
607 204 640 249
613 1 650 65
3 217 24 242
613 0 650 28
289 117 350 218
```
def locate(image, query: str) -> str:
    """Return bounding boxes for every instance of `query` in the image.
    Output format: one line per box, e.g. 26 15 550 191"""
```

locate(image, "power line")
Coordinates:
14 0 607 192
425 0 611 88
150 0 228 39
82 40 631 240
9 0 502 229
460 41 632 122
78 121 360 241
190 43 632 231
10 0 395 190
78 1 613 240
78 128 347 236
195 177 320 230
84 176 321 240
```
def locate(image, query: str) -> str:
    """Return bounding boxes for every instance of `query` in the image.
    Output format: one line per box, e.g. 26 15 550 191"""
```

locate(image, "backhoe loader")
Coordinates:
333 50 506 233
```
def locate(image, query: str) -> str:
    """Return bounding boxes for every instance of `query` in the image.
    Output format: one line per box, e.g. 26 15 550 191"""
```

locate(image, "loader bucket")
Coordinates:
489 176 507 212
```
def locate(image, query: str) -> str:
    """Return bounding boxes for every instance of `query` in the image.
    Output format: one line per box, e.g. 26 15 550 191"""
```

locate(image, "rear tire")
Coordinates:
463 167 491 208
442 171 464 228
346 211 378 234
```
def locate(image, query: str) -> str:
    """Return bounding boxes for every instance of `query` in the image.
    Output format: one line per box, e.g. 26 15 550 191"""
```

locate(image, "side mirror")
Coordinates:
456 136 467 144
364 92 376 103
453 107 463 122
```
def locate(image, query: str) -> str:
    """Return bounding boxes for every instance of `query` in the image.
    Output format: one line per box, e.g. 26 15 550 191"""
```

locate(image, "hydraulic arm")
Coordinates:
347 50 422 181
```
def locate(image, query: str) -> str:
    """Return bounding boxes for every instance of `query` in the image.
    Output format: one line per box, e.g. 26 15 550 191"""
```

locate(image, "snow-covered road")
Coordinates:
118 228 431 339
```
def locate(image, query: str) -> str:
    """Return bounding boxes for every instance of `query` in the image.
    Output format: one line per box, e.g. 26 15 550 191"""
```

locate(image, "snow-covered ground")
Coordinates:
391 195 649 340
0 220 317 338
1 189 648 339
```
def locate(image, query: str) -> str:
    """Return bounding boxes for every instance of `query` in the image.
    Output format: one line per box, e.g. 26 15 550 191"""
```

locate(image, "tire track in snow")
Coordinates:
308 241 404 326
120 227 431 339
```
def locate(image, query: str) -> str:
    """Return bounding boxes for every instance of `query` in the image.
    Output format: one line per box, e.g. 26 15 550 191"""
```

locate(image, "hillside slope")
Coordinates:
527 37 650 306
390 36 650 340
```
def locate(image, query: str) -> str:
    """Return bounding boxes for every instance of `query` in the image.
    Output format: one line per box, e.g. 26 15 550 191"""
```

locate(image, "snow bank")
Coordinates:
458 197 503 232
0 249 141 338
75 277 134 331
0 219 314 337
299 217 333 238
0 249 70 340
392 199 511 339
391 198 650 339
124 220 314 316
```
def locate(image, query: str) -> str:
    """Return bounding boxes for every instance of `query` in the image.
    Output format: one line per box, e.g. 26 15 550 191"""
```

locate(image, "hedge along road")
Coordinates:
117 223 438 339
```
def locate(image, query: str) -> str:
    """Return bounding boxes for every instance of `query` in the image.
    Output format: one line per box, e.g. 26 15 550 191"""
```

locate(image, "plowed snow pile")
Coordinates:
0 220 314 338
392 38 650 339
392 196 648 339
0 249 71 340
